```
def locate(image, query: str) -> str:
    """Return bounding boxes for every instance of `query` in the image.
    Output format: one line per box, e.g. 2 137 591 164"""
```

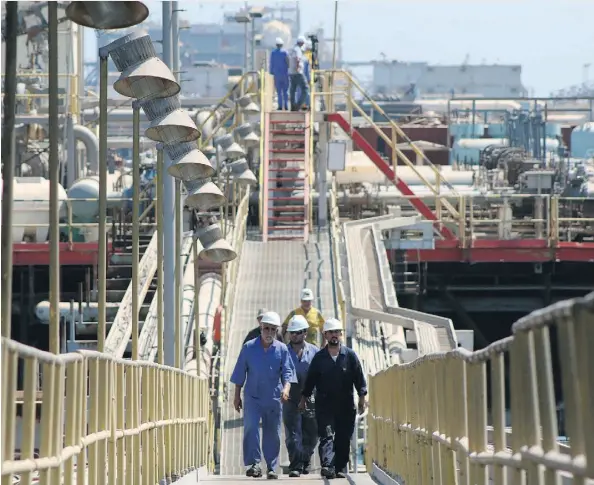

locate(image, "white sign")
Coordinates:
327 140 347 172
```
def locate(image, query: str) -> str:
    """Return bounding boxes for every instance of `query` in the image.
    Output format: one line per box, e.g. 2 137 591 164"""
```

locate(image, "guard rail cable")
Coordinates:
104 231 159 357
367 292 594 485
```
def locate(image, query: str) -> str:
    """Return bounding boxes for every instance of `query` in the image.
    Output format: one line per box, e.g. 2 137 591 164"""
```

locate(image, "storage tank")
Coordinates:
7 177 68 243
261 20 292 48
570 123 594 158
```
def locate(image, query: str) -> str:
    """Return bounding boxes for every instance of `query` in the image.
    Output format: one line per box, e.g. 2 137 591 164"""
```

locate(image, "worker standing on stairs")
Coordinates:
288 35 309 111
231 311 297 479
270 37 289 111
300 318 367 479
283 315 319 478
282 288 325 346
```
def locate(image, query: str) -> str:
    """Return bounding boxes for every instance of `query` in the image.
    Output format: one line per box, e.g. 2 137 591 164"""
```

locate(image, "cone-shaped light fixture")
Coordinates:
237 94 260 115
141 96 199 143
165 142 214 181
66 1 149 29
194 223 237 263
217 133 245 159
226 158 258 186
234 122 260 147
184 178 226 211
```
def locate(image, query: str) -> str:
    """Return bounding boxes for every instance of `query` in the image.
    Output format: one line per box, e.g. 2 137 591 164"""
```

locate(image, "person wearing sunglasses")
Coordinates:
231 311 297 479
300 318 367 479
282 315 320 477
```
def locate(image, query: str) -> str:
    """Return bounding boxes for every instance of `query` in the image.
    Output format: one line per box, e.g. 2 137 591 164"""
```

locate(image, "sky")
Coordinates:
84 0 594 96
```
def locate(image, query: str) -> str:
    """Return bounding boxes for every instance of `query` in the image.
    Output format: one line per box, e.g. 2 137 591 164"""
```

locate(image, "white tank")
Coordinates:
262 20 292 48
335 154 475 186
8 177 68 243
68 170 132 220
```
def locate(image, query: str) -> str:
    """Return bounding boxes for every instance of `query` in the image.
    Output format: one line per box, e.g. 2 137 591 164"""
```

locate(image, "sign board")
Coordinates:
327 140 347 172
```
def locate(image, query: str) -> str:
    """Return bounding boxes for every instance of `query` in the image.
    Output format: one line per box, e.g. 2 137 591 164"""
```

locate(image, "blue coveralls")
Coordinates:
302 345 367 473
270 48 289 111
230 338 297 471
283 342 319 472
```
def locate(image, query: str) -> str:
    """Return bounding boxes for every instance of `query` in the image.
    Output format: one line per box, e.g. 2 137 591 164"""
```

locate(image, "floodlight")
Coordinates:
226 158 257 186
194 223 238 263
237 94 260 114
66 1 149 30
234 122 260 147
184 179 226 211
217 133 245 158
141 97 199 143
165 142 215 181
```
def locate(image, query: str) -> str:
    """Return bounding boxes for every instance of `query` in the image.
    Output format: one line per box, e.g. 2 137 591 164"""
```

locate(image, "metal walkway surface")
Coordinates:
201 474 378 485
220 231 335 475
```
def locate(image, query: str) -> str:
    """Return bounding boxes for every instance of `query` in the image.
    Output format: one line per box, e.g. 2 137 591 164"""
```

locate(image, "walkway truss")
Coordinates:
2 69 594 485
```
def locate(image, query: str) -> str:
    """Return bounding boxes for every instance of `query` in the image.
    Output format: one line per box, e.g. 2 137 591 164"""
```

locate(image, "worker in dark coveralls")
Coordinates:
231 311 297 479
300 318 367 479
283 315 320 477
243 308 283 345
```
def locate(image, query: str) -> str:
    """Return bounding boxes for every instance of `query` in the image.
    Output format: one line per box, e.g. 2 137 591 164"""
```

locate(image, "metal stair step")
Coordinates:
269 196 305 201
268 187 301 192
269 216 306 222
269 177 304 182
269 158 304 163
269 148 305 154
269 224 307 230
272 206 306 212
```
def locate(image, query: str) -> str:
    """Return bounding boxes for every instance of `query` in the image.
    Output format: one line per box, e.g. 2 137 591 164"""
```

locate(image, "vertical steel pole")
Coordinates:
157 147 165 364
1 1 18 339
250 19 256 71
131 102 141 360
48 1 60 354
97 53 109 352
244 22 249 74
172 0 183 369
192 236 201 376
162 1 176 367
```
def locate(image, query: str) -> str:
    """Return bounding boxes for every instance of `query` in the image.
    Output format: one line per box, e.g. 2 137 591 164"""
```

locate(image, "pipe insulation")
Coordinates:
185 273 222 379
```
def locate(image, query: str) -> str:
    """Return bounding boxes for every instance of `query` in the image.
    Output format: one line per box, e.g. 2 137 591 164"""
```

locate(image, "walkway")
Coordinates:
220 231 335 475
201 475 378 485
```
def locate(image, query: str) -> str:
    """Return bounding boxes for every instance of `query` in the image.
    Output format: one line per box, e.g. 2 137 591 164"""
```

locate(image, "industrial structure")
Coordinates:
2 1 594 485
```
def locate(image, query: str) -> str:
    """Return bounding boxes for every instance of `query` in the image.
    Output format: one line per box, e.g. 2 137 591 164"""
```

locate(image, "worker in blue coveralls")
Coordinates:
300 318 367 479
283 315 319 477
231 311 297 479
269 37 289 111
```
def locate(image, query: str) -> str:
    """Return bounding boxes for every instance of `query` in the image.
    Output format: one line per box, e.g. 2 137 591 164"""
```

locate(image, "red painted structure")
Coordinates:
12 242 108 266
403 240 594 263
326 113 456 240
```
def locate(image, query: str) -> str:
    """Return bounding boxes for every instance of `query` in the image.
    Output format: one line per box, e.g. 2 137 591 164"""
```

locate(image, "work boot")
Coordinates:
321 467 336 479
335 466 348 479
246 464 262 478
267 470 278 479
288 469 301 478
302 462 311 475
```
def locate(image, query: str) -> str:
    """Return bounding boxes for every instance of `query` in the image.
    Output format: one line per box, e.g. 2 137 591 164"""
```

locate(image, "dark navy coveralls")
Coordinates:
283 341 319 471
301 345 367 473
230 338 297 471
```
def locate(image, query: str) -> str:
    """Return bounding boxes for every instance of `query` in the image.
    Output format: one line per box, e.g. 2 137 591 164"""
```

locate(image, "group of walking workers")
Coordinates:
269 35 312 111
231 288 367 480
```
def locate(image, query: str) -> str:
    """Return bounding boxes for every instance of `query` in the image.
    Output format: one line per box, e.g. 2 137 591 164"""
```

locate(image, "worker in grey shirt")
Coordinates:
244 308 283 345
288 35 308 111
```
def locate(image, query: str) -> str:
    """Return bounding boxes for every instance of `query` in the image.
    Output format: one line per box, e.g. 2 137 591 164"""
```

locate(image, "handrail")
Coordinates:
1 337 210 484
366 292 594 484
328 177 347 325
311 69 461 224
258 68 266 232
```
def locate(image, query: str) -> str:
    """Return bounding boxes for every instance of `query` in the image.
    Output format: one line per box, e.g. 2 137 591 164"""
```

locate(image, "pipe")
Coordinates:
48 1 60 354
1 0 18 339
66 115 76 186
157 147 164 364
185 274 222 379
192 237 201 376
162 0 177 368
73 124 99 173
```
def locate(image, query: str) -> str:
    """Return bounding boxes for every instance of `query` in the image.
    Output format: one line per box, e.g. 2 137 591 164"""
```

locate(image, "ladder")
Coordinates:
262 111 311 242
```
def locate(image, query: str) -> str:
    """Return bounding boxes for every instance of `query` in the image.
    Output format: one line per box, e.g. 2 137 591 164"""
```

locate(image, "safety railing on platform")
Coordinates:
311 69 461 224
328 177 347 325
1 337 210 485
366 292 594 485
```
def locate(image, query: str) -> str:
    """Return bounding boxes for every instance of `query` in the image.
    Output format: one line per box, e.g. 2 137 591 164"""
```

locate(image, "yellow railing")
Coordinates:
311 69 461 224
1 337 209 485
367 291 594 484
328 177 347 324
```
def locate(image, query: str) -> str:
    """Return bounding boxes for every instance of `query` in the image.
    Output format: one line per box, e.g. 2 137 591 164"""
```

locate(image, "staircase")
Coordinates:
392 249 421 295
262 111 311 242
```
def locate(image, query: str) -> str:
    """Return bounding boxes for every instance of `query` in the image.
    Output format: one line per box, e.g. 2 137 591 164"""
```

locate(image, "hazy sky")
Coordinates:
84 0 594 95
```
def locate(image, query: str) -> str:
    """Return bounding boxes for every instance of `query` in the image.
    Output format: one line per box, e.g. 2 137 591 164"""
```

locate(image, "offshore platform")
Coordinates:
1 2 594 485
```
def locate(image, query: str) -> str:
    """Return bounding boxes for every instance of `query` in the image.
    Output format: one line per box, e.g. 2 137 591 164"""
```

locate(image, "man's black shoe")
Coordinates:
302 462 311 475
267 470 278 479
321 467 336 479
335 471 347 479
288 469 301 478
246 464 262 478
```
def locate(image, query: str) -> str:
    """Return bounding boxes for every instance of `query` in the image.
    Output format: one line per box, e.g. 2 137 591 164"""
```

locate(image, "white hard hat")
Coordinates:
300 288 314 301
297 35 306 44
287 315 309 333
323 318 343 332
260 311 281 327
275 37 284 46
